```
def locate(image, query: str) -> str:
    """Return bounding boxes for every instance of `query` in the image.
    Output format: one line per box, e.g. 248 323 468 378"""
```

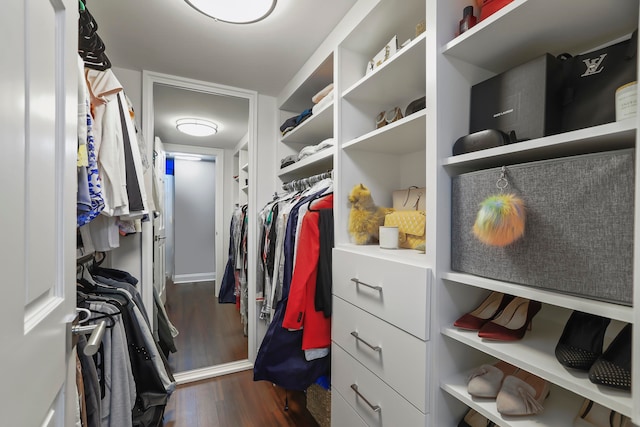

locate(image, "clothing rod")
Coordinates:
72 320 107 356
282 170 332 192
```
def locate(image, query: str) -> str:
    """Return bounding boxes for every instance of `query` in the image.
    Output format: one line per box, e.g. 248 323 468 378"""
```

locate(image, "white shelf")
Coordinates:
281 102 334 145
241 185 248 192
442 119 636 175
241 163 249 172
441 371 584 427
277 147 334 181
343 33 426 105
335 243 427 268
442 0 637 76
442 272 634 324
343 109 426 154
441 315 633 417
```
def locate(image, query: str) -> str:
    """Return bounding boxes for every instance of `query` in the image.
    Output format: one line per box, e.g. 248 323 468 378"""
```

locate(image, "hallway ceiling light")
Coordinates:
176 118 218 137
185 0 277 24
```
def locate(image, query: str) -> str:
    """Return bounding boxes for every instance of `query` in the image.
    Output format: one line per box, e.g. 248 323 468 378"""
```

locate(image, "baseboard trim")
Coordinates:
173 272 216 284
173 360 254 385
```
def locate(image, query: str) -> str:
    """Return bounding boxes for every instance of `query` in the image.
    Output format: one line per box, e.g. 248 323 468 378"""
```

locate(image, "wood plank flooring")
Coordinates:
163 369 320 426
165 280 248 372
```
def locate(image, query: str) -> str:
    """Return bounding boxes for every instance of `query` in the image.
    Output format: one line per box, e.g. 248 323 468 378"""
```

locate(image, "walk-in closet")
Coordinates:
4 0 640 426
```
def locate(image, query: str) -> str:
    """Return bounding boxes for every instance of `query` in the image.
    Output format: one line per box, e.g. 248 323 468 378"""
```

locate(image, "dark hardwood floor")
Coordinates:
163 370 320 427
164 279 248 372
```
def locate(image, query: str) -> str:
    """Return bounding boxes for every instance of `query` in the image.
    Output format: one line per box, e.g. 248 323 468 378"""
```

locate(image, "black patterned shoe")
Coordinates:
555 311 611 371
588 323 632 391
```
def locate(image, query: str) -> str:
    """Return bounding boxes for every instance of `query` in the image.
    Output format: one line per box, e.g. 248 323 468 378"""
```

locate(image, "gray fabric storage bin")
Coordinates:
451 149 634 305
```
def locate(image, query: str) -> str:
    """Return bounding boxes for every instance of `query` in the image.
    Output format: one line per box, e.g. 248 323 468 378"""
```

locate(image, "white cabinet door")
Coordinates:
0 0 77 425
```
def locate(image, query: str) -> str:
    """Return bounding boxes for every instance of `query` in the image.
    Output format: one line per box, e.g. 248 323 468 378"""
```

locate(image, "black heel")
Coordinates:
555 311 611 371
588 323 632 391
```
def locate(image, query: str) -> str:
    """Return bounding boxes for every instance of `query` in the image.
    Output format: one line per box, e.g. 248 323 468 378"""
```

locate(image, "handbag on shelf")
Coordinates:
392 186 426 211
384 210 426 249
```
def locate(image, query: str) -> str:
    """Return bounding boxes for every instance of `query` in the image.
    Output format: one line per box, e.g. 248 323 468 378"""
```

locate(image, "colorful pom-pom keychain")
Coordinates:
473 166 525 247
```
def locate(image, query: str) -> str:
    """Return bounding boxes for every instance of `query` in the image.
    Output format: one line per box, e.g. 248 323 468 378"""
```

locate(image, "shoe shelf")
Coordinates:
343 109 426 154
441 308 633 417
441 371 584 427
280 101 334 145
277 146 334 182
442 272 634 324
441 119 636 176
442 0 637 77
342 32 426 106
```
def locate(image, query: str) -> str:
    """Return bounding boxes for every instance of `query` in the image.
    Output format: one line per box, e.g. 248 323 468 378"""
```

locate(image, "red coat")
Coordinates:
282 194 333 350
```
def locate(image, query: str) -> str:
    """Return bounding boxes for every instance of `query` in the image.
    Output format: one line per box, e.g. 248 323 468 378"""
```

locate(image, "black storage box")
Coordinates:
469 53 563 141
451 149 634 305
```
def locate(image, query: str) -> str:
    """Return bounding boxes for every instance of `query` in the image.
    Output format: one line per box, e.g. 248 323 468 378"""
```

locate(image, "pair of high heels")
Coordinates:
467 360 549 416
454 291 542 341
556 311 632 391
573 399 631 427
375 107 403 129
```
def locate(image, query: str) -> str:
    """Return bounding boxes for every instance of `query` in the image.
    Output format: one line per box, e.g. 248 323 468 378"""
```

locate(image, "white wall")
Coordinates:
173 158 217 282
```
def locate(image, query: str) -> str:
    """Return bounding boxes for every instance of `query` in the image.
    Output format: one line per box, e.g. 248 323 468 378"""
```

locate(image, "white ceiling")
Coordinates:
153 84 249 150
88 0 356 149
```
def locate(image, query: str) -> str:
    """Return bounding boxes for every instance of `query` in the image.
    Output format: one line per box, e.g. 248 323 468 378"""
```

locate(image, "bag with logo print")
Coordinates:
558 30 637 133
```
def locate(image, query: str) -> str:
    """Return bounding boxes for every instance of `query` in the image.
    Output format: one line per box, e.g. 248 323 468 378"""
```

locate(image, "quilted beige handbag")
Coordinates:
384 210 426 249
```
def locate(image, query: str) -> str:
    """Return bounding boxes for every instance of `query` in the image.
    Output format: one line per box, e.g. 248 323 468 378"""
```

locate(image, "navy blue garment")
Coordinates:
282 188 329 292
219 216 237 304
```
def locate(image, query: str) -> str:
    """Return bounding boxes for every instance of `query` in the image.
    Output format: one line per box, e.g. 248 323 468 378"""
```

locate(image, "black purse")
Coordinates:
558 30 637 133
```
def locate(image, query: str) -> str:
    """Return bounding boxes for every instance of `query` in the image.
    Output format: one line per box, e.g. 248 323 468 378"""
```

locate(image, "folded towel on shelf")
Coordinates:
297 138 335 161
312 83 334 104
312 90 334 115
280 155 297 169
280 108 314 136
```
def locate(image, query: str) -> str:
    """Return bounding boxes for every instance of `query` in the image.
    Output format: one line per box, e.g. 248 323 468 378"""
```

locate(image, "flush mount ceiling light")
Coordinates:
176 118 218 137
185 0 277 24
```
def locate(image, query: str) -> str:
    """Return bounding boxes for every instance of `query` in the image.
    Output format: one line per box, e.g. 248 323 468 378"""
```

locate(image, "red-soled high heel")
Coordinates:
453 291 514 331
478 297 541 341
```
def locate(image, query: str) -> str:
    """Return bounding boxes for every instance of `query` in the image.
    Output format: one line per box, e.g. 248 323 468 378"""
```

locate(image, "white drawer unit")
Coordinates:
333 296 429 413
333 248 430 340
332 388 369 427
332 344 426 427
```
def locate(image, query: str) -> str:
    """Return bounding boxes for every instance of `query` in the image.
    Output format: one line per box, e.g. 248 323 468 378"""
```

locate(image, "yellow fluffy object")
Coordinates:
348 183 394 245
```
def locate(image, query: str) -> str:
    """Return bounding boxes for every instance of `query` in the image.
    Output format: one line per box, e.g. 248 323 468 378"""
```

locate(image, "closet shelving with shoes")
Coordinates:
429 1 639 426
332 0 429 425
278 54 335 183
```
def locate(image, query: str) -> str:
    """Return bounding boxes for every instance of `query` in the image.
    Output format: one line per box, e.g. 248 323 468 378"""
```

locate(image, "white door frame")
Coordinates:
141 71 258 383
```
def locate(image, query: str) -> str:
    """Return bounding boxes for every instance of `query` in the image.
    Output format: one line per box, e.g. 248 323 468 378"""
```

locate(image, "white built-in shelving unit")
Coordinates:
273 0 640 425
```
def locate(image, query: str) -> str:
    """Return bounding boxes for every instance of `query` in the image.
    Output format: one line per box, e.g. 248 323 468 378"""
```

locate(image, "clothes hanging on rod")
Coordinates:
253 176 334 391
218 204 250 334
76 254 176 427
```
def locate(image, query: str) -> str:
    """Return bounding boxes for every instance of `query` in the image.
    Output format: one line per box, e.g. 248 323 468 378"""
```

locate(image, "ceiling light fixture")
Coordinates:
185 0 277 24
176 118 218 137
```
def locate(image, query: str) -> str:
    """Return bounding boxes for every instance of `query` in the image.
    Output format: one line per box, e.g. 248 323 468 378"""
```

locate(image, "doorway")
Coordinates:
142 71 258 384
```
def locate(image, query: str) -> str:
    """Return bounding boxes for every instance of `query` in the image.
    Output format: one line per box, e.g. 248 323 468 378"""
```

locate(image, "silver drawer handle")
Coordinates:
350 331 382 352
350 278 382 292
350 384 381 413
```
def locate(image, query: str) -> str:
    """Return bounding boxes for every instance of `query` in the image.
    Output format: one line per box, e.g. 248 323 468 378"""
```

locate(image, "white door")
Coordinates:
153 137 167 301
1 0 78 425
